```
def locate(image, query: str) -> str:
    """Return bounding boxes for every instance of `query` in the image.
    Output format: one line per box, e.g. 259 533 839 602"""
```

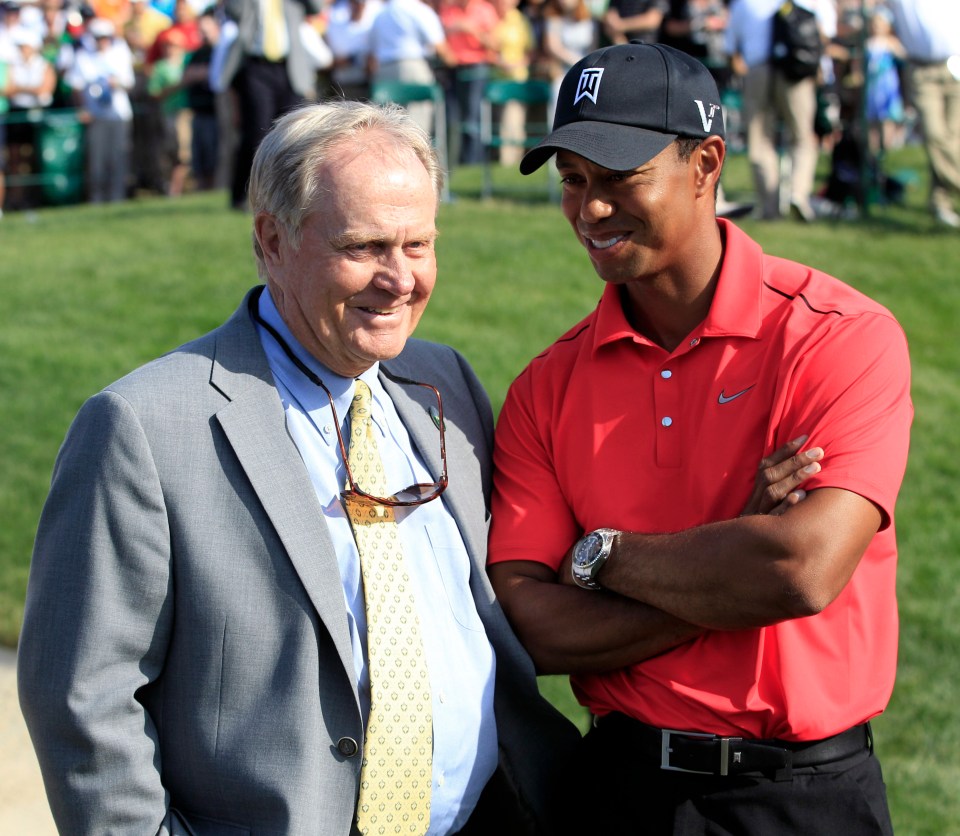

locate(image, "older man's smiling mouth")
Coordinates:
359 306 400 315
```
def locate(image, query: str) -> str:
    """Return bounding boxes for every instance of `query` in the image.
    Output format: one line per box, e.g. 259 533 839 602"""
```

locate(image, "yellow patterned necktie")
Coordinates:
346 381 432 836
261 0 285 61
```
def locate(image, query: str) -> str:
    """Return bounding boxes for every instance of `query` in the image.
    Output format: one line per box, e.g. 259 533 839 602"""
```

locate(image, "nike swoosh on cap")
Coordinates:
717 385 755 404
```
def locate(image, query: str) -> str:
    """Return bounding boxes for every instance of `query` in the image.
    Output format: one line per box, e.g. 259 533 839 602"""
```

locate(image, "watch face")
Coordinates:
575 532 602 566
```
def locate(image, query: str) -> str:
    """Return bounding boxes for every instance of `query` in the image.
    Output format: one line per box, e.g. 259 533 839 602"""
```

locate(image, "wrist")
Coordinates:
571 528 619 590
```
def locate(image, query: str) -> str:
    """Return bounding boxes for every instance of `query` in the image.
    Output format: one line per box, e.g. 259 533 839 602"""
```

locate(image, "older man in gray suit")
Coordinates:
18 101 580 835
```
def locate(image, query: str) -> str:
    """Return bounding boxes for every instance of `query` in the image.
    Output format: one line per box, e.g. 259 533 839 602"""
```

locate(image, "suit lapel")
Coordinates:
381 368 488 573
211 299 358 701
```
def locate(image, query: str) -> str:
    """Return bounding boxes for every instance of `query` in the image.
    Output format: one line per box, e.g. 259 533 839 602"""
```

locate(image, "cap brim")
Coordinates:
520 121 677 175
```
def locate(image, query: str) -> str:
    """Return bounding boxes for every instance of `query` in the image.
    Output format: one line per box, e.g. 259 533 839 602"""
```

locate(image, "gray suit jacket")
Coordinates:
220 0 322 97
18 290 579 835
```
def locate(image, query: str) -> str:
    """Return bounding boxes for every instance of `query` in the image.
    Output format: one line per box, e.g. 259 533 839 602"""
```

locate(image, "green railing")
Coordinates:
2 108 85 205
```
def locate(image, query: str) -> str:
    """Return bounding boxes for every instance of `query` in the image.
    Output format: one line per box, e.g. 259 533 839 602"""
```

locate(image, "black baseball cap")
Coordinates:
520 42 725 175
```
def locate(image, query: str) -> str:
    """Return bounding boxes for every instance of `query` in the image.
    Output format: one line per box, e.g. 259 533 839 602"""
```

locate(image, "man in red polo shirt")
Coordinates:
488 42 911 834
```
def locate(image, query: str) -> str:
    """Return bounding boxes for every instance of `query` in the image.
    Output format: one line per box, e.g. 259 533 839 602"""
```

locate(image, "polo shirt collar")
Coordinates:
699 219 765 340
592 219 766 354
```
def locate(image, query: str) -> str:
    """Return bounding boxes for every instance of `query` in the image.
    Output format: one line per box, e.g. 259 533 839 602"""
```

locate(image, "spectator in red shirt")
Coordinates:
439 0 498 164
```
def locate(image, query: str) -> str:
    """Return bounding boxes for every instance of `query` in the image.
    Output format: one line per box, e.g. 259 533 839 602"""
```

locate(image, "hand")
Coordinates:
740 435 823 517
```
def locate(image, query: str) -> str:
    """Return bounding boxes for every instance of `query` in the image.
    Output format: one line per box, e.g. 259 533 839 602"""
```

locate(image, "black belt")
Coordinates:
594 713 871 780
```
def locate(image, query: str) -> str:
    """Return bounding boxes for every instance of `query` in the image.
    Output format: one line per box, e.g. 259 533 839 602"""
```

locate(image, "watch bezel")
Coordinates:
572 528 618 590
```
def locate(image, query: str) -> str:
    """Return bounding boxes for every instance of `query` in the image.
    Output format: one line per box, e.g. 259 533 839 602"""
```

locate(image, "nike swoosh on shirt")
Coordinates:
717 385 756 404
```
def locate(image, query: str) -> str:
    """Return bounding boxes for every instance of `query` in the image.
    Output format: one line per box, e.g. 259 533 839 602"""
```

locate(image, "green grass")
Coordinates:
1 146 958 832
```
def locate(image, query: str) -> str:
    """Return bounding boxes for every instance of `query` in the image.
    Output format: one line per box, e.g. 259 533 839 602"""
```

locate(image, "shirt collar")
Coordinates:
256 287 382 417
592 219 766 355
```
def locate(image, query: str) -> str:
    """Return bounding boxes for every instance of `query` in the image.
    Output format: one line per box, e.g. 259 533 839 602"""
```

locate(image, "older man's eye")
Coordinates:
347 241 378 254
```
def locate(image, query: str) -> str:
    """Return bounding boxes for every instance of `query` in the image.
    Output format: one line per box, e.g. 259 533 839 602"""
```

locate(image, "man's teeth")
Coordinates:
364 307 394 314
590 235 624 250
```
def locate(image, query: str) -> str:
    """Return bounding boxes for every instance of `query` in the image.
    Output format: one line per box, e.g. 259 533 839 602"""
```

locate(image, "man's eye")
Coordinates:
349 242 379 253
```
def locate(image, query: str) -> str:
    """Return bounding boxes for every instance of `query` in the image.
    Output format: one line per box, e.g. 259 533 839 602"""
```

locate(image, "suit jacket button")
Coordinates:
337 737 359 757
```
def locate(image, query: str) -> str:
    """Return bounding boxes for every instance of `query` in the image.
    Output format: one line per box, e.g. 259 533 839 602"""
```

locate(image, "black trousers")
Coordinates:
230 57 303 207
565 716 895 835
454 768 538 836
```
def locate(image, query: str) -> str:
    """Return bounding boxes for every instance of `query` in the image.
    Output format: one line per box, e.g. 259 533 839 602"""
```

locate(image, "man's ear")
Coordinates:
695 135 726 198
254 211 285 270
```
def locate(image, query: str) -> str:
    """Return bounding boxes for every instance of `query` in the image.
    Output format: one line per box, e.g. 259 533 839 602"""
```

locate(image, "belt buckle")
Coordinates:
661 729 736 776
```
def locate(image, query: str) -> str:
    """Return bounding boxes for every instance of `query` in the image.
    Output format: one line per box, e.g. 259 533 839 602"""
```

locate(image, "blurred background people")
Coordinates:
219 0 323 210
439 0 498 164
864 5 905 154
324 0 381 100
0 35 9 217
602 0 667 45
4 25 56 208
125 0 170 194
183 6 220 190
66 16 134 202
91 0 133 31
725 0 836 221
542 0 597 119
369 0 453 135
887 0 960 228
299 9 333 75
490 0 534 165
147 23 189 196
661 0 729 78
147 0 201 64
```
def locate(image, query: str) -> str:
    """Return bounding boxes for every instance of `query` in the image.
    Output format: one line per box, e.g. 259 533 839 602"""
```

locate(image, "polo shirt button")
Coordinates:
689 338 700 347
660 369 672 379
337 737 359 757
323 424 334 435
661 417 673 427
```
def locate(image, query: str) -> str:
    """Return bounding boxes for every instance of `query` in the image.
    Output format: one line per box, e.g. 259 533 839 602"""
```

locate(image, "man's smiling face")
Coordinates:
557 143 701 286
261 131 439 378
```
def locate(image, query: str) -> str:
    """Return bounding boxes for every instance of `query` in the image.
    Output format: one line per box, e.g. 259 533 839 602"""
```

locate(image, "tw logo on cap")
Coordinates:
574 68 604 105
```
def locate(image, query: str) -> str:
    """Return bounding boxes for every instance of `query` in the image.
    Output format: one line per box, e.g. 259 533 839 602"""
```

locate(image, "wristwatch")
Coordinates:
571 528 619 590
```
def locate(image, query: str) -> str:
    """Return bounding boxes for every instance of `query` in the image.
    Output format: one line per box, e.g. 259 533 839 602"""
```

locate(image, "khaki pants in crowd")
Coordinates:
741 61 818 219
906 60 960 215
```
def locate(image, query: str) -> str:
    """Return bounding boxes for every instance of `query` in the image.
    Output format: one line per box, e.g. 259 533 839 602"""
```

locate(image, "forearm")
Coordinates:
597 489 880 631
488 562 703 674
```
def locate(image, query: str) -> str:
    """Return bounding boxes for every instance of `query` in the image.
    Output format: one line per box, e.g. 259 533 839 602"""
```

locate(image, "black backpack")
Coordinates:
770 1 822 81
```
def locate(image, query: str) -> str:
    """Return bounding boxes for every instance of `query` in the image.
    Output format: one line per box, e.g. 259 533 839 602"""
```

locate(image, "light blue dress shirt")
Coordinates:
254 289 498 835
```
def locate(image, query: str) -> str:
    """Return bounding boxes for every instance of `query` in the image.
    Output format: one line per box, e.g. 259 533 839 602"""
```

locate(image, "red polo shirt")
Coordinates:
489 220 913 741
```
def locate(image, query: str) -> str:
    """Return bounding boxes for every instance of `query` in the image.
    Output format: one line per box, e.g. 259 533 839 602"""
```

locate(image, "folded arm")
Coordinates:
489 440 829 674
596 486 881 631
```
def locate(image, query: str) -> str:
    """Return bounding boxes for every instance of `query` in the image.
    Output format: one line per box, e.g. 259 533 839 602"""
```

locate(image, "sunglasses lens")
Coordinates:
392 483 446 505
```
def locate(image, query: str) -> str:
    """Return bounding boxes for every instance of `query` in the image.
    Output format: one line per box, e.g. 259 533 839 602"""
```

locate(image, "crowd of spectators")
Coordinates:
0 0 956 225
